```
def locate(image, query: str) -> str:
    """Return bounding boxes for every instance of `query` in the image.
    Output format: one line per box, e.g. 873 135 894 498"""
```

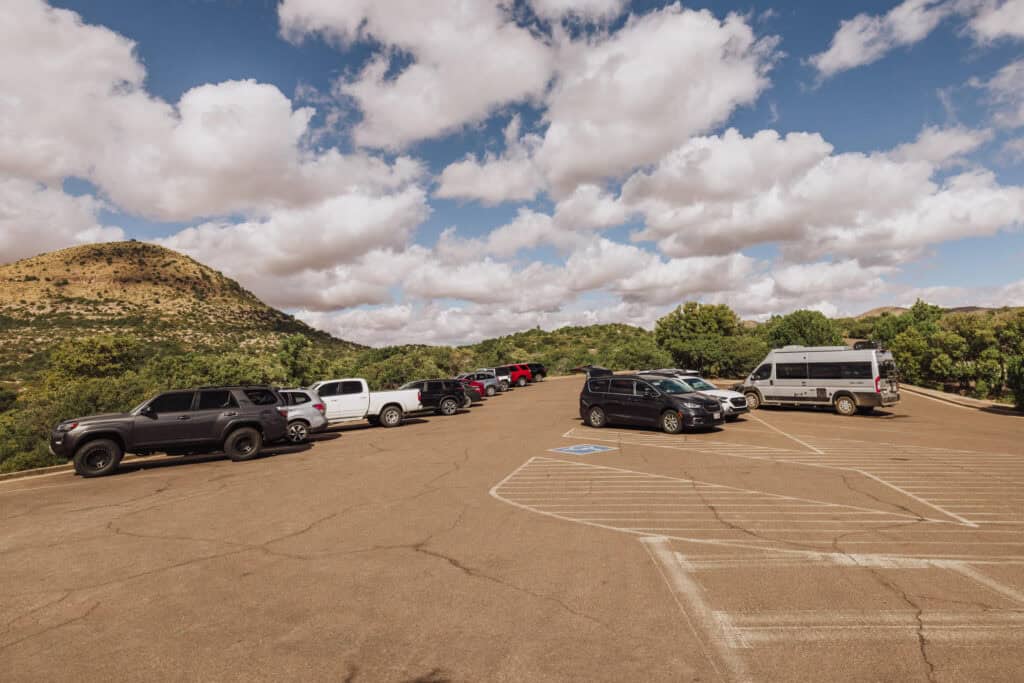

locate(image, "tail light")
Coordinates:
277 407 289 418
313 403 326 415
874 376 881 393
417 390 422 403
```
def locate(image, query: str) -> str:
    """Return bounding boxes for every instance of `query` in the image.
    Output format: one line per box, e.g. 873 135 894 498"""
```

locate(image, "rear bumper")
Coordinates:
855 391 900 407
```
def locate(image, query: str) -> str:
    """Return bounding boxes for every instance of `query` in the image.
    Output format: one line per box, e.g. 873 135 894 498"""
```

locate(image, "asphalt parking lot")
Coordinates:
2 378 1023 682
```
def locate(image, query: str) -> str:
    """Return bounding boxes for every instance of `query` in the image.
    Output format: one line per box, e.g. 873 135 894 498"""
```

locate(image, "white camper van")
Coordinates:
738 344 900 415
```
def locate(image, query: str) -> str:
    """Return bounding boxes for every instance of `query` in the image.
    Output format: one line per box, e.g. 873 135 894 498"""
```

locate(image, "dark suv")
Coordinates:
579 375 724 433
400 379 468 415
50 386 289 477
524 362 547 381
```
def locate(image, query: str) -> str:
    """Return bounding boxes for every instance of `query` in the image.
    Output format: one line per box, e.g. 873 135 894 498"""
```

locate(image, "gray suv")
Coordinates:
49 386 288 477
458 371 501 396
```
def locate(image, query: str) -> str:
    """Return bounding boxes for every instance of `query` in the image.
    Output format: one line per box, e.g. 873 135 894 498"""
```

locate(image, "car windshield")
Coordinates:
685 378 716 391
646 378 694 395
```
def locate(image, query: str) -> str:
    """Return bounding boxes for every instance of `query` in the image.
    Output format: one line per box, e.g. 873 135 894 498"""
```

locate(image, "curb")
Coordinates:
0 462 74 482
900 384 1017 412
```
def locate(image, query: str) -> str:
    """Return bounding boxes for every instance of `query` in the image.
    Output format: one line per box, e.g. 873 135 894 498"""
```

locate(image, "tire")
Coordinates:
379 405 403 427
661 410 684 434
72 438 123 477
439 397 459 416
517 377 527 387
586 406 606 428
834 395 857 416
462 395 473 409
744 392 761 410
485 385 496 397
500 380 510 392
535 373 545 382
286 420 309 444
225 427 262 462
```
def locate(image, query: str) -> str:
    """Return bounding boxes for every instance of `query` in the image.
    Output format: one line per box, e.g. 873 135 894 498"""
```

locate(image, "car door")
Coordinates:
335 380 369 419
748 363 772 399
630 380 663 425
133 391 196 447
775 361 809 402
605 378 638 423
189 389 240 444
316 382 344 420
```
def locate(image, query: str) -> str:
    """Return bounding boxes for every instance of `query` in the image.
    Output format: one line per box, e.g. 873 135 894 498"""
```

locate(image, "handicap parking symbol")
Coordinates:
549 444 618 456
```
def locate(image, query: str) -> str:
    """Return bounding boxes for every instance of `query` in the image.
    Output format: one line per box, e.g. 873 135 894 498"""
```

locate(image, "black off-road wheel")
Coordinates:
661 410 684 434
286 420 309 444
438 397 459 416
379 405 403 428
225 427 262 461
73 439 123 477
586 406 607 428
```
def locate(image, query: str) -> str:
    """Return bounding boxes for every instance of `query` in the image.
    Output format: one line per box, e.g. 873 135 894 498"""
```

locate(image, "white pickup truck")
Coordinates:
308 378 421 428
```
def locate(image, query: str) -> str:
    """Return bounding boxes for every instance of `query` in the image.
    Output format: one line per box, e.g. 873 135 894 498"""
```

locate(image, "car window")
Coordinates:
196 390 238 410
340 381 364 395
646 378 694 395
149 392 195 413
777 363 808 380
879 359 898 379
286 392 310 405
243 389 278 405
317 382 339 397
752 364 771 380
427 381 443 392
588 378 610 393
634 381 656 396
609 378 635 394
686 378 716 391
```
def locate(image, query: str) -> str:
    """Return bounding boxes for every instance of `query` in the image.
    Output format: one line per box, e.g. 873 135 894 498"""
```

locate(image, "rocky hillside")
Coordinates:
0 241 361 377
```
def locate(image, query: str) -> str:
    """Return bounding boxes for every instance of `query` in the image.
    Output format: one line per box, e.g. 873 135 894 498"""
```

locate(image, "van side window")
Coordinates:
588 378 610 393
609 379 635 394
808 362 873 379
777 363 808 380
752 364 771 380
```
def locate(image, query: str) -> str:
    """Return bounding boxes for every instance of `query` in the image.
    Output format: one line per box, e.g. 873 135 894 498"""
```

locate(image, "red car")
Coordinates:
458 377 486 397
498 364 533 387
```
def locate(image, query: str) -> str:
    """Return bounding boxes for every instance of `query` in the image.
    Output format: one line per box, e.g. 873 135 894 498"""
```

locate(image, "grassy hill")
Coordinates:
0 241 361 378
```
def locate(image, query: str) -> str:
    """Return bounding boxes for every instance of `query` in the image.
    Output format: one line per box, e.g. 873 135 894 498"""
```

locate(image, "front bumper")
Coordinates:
680 410 726 428
49 432 72 459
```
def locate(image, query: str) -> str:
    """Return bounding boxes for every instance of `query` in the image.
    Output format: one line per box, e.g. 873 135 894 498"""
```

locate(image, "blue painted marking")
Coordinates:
549 444 618 455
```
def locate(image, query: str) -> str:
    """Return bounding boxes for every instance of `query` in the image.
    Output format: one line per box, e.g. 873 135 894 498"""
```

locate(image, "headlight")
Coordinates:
57 421 79 432
680 401 701 409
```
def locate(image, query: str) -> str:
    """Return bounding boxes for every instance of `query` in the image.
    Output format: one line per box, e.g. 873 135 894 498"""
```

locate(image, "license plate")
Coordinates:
713 412 721 420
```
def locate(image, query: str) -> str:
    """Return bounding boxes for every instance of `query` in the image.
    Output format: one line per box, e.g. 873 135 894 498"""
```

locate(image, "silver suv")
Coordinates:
458 371 502 396
279 389 328 443
477 367 511 392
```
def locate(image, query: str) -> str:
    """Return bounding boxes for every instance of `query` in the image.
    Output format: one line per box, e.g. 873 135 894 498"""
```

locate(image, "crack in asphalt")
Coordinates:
0 600 101 652
838 473 928 522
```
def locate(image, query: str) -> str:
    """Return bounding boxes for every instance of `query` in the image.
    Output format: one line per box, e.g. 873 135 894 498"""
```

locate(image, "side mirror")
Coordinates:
643 388 658 399
141 405 155 417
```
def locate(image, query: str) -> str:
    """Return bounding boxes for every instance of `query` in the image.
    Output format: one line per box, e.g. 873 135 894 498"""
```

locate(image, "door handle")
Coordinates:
769 379 774 386
177 415 191 420
223 412 238 417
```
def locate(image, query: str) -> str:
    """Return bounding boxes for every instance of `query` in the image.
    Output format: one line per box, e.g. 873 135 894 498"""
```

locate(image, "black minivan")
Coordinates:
579 374 725 433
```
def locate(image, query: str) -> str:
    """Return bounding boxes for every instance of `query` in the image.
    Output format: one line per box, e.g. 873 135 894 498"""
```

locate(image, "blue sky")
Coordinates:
3 0 1024 344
